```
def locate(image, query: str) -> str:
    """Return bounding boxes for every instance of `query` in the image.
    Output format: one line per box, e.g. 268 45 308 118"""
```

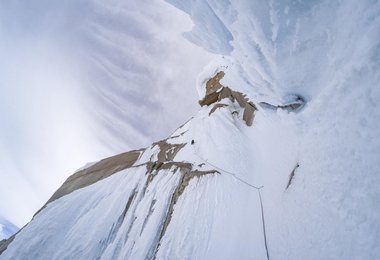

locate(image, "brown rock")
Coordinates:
152 140 186 162
209 103 228 116
205 71 225 96
243 102 256 126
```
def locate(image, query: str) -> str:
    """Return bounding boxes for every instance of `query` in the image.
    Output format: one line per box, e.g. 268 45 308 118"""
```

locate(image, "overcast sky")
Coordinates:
0 0 213 227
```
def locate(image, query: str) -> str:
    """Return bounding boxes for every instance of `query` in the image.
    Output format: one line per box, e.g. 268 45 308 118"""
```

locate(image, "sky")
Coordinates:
0 0 213 227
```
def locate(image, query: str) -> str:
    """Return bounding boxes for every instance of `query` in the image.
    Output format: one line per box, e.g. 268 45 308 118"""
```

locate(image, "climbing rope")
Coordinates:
193 151 263 190
258 188 270 260
192 147 270 260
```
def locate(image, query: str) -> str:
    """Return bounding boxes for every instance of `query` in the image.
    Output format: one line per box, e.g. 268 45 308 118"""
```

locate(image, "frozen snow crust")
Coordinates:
1 0 380 259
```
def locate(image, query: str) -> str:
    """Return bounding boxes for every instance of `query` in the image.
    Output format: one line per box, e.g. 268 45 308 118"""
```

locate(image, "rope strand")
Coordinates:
192 151 262 190
192 147 270 260
258 188 270 260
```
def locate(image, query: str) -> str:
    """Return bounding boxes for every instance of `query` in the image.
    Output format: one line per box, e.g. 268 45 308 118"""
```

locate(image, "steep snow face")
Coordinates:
0 217 18 241
0 88 271 259
1 1 380 259
2 66 378 259
168 0 380 259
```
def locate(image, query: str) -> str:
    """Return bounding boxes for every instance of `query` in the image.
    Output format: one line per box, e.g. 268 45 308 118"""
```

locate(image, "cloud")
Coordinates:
0 0 213 227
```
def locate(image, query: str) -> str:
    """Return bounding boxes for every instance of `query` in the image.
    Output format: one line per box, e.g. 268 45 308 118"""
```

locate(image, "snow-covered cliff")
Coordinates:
1 0 379 259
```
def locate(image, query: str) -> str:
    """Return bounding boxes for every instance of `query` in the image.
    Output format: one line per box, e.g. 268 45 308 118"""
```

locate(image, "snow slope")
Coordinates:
1 0 380 259
0 217 18 241
0 89 267 259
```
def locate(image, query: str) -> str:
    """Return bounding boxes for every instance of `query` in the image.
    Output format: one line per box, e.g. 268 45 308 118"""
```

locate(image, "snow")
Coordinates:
1 0 380 259
156 174 266 260
1 110 271 259
0 217 18 241
166 0 235 54
73 161 98 173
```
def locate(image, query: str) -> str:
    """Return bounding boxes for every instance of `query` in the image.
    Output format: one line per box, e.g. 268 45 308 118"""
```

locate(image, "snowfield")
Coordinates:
1 0 380 259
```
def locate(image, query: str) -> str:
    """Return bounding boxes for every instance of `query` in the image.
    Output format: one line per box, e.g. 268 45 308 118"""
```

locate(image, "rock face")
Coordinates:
48 149 144 204
199 71 257 126
205 71 225 96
